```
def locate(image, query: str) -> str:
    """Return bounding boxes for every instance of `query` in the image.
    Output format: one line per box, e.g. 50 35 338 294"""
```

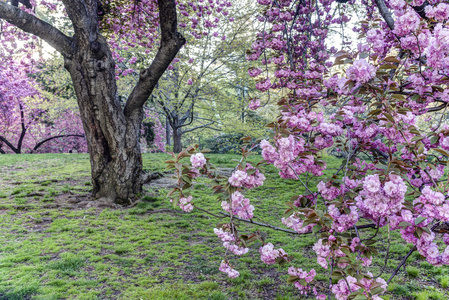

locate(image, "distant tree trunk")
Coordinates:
166 118 171 146
173 127 182 153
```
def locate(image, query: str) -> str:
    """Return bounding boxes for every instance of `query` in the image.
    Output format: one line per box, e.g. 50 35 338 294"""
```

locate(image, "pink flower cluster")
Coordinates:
179 196 194 212
389 185 449 265
259 243 287 265
256 78 271 92
282 213 314 233
332 275 386 300
346 59 377 84
228 164 266 189
219 261 239 278
425 3 449 22
287 267 317 295
328 204 359 232
313 239 332 269
356 174 407 219
221 191 255 220
393 9 421 37
248 99 261 110
214 228 249 256
190 153 206 169
317 181 341 201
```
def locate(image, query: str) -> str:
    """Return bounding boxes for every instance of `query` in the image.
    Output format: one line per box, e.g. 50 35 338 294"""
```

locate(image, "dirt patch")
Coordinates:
144 177 179 189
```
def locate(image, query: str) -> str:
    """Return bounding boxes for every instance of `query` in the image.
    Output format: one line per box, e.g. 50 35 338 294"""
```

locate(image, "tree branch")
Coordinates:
387 246 416 284
220 212 376 235
374 0 395 31
413 1 430 20
32 134 85 153
124 0 186 119
60 0 101 44
0 1 74 57
427 103 448 112
16 103 26 153
182 121 218 133
0 136 18 153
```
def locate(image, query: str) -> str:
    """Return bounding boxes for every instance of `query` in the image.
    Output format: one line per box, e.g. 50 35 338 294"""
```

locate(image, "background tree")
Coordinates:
0 0 231 204
0 54 86 154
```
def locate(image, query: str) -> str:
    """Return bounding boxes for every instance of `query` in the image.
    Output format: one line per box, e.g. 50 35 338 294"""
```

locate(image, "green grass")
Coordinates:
406 266 420 278
439 275 449 288
0 152 448 299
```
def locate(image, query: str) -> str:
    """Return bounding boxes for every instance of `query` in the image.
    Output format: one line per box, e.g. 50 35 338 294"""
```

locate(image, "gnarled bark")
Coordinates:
0 0 185 205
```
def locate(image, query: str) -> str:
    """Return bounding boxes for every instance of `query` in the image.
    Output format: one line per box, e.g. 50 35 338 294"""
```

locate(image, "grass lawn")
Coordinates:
0 153 448 299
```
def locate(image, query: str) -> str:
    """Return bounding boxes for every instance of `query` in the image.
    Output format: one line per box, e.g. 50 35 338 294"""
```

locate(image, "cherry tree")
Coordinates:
166 0 449 299
0 0 231 205
0 54 86 154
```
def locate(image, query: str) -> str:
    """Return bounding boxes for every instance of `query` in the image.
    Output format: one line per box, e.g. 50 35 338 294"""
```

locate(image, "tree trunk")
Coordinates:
64 36 143 206
0 0 185 205
173 127 182 153
166 118 171 146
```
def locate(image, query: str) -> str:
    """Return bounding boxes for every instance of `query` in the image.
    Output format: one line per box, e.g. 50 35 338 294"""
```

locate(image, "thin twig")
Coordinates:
221 212 376 235
221 212 300 234
362 217 381 242
387 246 416 284
193 205 225 219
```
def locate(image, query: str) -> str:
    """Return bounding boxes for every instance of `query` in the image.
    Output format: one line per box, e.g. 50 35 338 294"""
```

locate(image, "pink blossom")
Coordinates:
190 153 206 169
256 78 271 92
346 59 377 84
248 99 261 110
179 196 193 212
393 9 420 36
219 261 240 278
214 228 249 255
222 191 254 219
259 243 287 264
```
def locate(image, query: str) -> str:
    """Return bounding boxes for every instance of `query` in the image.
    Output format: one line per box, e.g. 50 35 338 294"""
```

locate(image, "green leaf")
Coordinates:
370 286 385 295
384 113 395 123
246 168 256 175
415 216 426 225
379 64 397 70
287 275 299 284
391 94 405 100
430 136 439 145
399 221 413 227
411 136 424 142
411 94 420 101
409 128 421 135
331 271 343 280
312 225 322 234
433 148 449 157
364 239 377 246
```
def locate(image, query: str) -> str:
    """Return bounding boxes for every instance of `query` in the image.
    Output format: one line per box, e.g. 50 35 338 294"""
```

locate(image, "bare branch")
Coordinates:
0 136 18 153
387 246 416 284
182 121 218 133
428 103 448 112
0 1 74 57
32 134 85 153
